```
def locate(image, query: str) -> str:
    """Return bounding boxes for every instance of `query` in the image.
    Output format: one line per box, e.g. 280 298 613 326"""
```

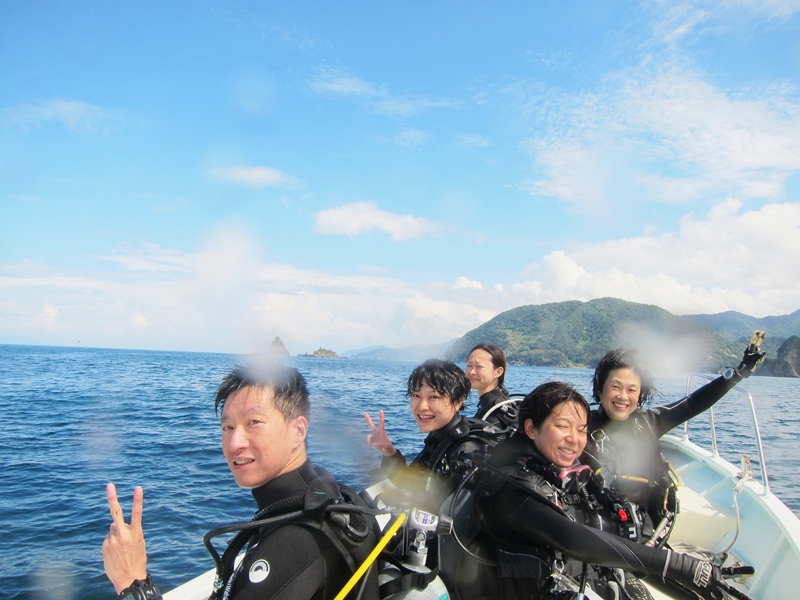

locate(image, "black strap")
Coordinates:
378 554 440 597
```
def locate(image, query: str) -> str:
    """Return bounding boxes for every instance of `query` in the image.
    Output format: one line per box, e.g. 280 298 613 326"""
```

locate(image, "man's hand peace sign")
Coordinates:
102 483 148 594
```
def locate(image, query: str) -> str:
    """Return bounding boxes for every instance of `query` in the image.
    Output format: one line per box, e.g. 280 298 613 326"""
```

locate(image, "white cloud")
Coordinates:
97 243 190 273
512 199 800 317
2 200 798 353
523 62 800 210
454 277 484 290
34 304 58 326
0 227 484 352
392 129 430 146
308 66 456 117
131 312 149 329
2 100 127 133
313 202 439 241
650 0 800 44
209 166 289 188
308 66 384 96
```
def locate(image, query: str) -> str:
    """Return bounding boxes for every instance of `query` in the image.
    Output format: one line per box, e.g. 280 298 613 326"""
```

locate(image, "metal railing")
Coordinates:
683 373 770 493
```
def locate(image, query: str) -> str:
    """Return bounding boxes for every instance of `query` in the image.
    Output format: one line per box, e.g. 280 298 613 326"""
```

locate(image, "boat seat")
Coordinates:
670 483 736 551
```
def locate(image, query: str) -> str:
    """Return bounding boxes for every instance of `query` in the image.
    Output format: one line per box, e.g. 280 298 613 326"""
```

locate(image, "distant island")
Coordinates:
267 336 290 356
298 347 346 359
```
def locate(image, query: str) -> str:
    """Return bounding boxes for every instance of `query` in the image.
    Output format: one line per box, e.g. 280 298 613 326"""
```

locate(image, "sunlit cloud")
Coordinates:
523 62 800 210
34 304 58 326
1 99 127 133
392 128 430 146
313 202 439 241
454 276 483 290
97 243 191 273
131 312 149 329
308 65 457 117
2 198 798 354
208 166 291 188
309 66 384 96
650 0 800 44
512 199 800 317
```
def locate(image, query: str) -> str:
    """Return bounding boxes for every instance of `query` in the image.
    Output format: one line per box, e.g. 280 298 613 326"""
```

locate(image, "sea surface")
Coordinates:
2 344 798 600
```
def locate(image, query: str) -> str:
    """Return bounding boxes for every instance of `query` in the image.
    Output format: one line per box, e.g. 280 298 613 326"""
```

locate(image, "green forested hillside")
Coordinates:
756 336 800 377
443 297 742 372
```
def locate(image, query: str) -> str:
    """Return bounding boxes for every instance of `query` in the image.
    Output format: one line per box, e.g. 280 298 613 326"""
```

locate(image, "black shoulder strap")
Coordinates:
205 493 310 600
429 418 507 471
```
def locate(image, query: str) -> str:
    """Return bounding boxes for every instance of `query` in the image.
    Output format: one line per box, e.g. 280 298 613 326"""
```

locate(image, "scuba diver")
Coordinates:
585 331 766 546
439 381 753 600
102 363 381 600
466 343 517 431
364 359 505 514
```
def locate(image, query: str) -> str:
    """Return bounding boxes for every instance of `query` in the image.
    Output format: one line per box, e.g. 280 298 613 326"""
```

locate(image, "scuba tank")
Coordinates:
378 508 451 600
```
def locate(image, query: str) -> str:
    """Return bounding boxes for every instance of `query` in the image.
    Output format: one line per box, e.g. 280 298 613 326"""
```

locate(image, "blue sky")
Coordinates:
2 0 799 354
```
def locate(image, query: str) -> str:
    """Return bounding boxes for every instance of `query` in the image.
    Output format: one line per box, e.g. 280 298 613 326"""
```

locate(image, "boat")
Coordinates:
163 374 800 600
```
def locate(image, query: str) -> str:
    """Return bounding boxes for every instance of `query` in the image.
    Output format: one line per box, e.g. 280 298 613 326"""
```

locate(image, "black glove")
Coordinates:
735 330 766 378
664 551 726 600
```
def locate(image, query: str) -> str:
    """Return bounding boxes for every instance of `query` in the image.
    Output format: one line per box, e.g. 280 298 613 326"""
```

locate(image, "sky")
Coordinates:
1 0 800 355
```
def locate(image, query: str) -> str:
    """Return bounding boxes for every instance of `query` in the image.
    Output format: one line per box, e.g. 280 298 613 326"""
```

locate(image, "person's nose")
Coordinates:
228 425 248 450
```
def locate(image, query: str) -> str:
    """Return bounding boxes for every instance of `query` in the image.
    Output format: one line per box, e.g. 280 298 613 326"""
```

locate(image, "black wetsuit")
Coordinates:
220 460 377 600
455 435 678 600
473 387 517 431
585 375 740 538
381 413 497 513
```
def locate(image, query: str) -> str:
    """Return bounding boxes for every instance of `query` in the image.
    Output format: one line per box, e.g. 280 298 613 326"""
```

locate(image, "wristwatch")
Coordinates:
118 575 161 600
722 367 736 381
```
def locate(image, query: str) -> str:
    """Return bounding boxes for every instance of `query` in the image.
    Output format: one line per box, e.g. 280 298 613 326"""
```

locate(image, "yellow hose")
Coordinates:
333 512 407 600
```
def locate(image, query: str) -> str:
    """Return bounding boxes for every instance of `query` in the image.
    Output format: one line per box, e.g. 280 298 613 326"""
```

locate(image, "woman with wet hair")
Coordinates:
364 359 501 513
466 343 516 430
586 333 766 545
444 382 744 600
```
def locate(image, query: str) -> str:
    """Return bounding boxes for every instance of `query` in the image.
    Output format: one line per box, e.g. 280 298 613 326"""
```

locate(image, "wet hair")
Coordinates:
517 381 590 432
468 342 508 394
592 348 656 407
407 359 471 410
215 362 310 422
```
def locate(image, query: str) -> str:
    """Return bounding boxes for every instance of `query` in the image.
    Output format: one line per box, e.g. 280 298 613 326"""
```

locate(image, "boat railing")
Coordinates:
684 373 770 493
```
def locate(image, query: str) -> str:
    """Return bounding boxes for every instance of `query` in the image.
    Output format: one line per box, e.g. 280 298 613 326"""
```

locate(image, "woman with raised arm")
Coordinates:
585 331 766 545
444 382 748 600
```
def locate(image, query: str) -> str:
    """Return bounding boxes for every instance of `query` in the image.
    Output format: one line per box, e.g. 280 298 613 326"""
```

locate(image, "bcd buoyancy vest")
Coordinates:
205 486 381 600
587 411 678 546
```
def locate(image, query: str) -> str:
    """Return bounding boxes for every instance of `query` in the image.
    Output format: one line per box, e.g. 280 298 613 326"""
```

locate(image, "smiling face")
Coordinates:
465 349 504 396
409 383 463 433
220 387 308 489
524 400 588 467
600 367 642 421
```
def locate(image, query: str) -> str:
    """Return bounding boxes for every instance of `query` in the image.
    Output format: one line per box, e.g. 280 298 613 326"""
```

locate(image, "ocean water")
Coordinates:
1 344 798 600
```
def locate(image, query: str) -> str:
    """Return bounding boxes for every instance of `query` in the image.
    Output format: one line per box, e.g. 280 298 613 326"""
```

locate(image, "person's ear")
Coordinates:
290 416 308 449
523 419 537 441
